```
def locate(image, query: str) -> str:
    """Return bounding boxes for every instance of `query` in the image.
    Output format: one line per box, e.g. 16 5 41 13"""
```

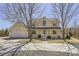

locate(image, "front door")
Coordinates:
42 30 47 40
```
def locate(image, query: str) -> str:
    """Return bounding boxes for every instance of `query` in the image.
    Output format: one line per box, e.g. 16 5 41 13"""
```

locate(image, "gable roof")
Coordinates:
32 17 60 24
9 17 61 30
9 22 27 29
32 27 61 29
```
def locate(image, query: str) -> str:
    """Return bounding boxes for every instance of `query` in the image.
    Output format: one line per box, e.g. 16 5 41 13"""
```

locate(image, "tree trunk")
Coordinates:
28 27 32 42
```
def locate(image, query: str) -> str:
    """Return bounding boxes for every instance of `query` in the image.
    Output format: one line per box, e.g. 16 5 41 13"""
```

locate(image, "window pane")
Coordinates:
53 30 56 34
44 30 46 34
43 20 46 26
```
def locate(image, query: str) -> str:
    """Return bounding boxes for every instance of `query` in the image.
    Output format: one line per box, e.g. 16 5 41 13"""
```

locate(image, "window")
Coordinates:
32 30 36 34
53 23 56 26
44 30 46 34
52 30 56 34
32 24 35 27
43 20 46 26
57 36 60 38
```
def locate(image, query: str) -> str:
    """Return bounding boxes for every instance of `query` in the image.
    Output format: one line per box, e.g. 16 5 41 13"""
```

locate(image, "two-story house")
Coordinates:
9 17 62 39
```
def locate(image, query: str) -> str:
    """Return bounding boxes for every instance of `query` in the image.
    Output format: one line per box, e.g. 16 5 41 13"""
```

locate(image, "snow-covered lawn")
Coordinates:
0 37 79 55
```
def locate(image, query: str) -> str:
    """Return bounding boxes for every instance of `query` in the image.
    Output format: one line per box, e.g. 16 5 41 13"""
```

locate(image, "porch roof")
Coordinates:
32 27 61 29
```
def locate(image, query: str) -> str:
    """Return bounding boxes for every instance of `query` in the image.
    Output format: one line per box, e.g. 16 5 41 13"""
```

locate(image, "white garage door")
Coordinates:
10 31 28 38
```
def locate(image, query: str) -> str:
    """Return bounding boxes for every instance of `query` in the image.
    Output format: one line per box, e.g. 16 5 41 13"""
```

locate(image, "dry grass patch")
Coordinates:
17 39 42 43
48 40 66 44
66 38 79 44
48 38 79 44
31 39 42 43
3 37 79 44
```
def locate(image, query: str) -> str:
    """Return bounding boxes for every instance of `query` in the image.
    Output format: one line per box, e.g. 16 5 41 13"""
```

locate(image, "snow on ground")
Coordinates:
0 37 79 55
20 42 79 54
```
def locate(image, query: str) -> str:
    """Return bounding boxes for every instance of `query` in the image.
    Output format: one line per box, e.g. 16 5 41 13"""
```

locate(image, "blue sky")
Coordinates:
0 3 79 29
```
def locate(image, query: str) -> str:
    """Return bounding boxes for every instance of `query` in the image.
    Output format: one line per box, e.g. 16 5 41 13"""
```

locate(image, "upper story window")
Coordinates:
43 20 46 26
52 30 56 34
32 24 35 27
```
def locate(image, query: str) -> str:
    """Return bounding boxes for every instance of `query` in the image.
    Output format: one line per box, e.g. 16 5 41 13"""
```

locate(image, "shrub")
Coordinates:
0 29 9 37
66 34 70 39
47 36 51 39
38 34 41 38
69 32 72 37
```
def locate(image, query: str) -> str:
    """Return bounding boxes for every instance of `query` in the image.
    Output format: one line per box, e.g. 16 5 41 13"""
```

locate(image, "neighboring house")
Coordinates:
9 17 63 39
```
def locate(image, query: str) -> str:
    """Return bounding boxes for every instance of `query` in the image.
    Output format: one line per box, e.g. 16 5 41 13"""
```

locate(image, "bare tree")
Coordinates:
51 3 78 41
74 19 77 38
51 3 79 56
0 3 44 56
1 3 44 42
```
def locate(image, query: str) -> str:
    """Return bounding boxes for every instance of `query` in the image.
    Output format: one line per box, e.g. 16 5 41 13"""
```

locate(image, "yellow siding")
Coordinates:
32 29 62 37
9 17 62 38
